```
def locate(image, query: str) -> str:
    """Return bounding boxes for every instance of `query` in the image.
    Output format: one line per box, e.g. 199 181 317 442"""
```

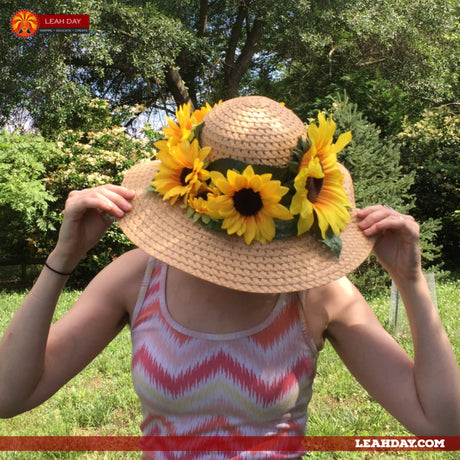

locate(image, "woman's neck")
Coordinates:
165 266 280 334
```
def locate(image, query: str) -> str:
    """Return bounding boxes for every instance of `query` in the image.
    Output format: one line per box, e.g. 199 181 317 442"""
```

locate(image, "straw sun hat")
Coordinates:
118 95 374 293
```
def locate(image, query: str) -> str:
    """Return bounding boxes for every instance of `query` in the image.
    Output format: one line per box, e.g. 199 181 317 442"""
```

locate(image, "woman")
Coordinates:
0 96 459 459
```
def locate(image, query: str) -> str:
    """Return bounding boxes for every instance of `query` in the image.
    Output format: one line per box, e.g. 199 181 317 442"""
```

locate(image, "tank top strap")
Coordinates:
293 291 318 356
131 256 165 328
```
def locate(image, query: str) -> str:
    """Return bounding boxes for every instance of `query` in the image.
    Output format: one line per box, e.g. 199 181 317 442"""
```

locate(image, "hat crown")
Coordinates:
200 96 307 167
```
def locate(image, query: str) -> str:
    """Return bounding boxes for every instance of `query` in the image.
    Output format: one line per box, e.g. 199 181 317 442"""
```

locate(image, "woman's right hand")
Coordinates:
49 185 135 272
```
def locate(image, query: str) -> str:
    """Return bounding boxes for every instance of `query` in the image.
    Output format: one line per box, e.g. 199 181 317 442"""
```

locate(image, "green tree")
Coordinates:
0 130 58 265
329 95 442 291
398 106 460 270
4 0 456 139
2 0 303 136
260 0 459 135
0 99 158 284
42 99 158 283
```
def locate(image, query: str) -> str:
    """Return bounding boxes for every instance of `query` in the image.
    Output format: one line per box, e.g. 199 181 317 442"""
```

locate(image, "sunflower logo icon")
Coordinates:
11 10 39 38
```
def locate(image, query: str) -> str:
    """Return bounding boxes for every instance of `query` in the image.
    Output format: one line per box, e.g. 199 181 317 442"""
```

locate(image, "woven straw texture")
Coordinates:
118 96 374 293
118 164 374 293
200 96 307 166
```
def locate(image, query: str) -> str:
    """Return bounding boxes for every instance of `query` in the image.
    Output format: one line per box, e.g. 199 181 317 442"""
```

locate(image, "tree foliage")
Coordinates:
398 106 460 270
2 0 303 134
0 0 458 283
0 130 58 263
3 0 457 138
259 0 459 135
0 99 158 284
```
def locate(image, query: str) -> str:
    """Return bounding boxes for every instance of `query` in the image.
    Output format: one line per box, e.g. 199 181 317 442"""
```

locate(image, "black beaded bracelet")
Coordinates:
44 261 73 277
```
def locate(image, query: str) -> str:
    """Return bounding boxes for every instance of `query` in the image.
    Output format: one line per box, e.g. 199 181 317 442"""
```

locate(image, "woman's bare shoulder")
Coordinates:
301 277 365 350
111 247 150 272
88 248 150 315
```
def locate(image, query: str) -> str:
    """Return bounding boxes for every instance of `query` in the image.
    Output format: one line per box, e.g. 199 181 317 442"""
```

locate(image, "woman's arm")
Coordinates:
0 185 136 418
323 206 460 435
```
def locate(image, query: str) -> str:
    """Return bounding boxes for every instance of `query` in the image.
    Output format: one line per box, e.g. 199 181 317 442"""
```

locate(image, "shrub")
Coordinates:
42 101 158 284
0 100 159 286
398 106 460 270
329 94 442 293
0 130 58 266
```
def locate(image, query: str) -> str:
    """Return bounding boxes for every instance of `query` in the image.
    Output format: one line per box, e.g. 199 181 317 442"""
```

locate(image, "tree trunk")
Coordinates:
165 67 193 109
222 11 264 99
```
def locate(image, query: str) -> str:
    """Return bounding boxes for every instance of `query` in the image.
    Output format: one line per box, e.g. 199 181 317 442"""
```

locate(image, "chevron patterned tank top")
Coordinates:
130 257 318 459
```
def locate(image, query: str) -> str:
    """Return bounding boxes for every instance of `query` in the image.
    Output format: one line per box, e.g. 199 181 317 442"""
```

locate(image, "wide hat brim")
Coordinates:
118 160 374 293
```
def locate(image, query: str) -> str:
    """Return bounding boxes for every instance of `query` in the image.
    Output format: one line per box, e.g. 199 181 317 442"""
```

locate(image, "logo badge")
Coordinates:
10 10 39 38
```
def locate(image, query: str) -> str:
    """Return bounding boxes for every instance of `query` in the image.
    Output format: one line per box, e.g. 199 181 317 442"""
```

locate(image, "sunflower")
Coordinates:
188 183 219 215
206 166 293 244
152 139 211 204
303 112 352 167
291 112 352 238
290 155 324 235
155 102 213 154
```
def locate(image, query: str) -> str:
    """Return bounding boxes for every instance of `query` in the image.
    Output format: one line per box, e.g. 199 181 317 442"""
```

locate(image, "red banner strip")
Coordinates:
0 436 459 452
37 15 89 29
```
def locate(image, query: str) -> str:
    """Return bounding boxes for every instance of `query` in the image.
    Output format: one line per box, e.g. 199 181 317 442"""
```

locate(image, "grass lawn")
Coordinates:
0 276 458 459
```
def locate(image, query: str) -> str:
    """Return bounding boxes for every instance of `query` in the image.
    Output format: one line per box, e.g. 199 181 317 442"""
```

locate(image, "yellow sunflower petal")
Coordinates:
248 173 263 191
289 192 304 215
231 170 249 190
331 131 352 155
210 171 235 195
259 180 284 198
243 165 255 178
244 217 257 244
314 208 331 238
268 203 293 221
298 205 314 235
256 211 276 242
223 213 245 235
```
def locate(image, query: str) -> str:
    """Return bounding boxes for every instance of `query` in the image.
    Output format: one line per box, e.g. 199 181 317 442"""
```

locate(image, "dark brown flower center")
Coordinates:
306 177 324 202
197 190 209 200
233 188 263 216
180 167 193 185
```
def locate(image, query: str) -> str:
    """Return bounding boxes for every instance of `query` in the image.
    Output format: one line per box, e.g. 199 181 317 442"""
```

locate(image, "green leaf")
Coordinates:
193 122 204 142
274 217 298 238
287 160 300 175
207 158 293 183
207 158 249 174
201 214 211 224
321 231 342 258
199 217 225 232
291 136 311 162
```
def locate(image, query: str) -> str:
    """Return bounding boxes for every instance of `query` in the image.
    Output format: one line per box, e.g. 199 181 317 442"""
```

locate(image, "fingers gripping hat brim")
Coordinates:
118 160 374 293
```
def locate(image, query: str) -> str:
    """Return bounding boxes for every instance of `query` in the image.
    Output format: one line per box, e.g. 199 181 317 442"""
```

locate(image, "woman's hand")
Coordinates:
357 205 422 283
49 185 135 272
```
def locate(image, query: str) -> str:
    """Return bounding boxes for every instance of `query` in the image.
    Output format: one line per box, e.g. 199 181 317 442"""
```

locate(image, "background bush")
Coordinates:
0 100 158 286
398 106 460 271
330 94 447 292
0 130 58 265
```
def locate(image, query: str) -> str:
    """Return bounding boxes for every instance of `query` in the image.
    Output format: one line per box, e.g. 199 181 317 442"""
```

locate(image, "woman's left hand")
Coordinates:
357 205 422 283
